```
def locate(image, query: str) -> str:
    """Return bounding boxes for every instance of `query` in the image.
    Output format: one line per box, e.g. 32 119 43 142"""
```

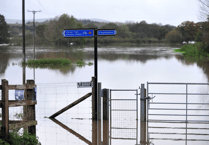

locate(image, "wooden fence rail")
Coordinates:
0 79 37 142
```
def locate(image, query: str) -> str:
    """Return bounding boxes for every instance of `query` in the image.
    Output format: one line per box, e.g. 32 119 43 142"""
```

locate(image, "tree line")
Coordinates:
34 14 177 45
1 14 176 45
0 12 208 47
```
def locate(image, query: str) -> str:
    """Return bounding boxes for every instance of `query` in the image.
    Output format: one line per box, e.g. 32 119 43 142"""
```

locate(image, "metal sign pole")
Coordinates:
94 28 98 120
22 0 26 85
62 28 116 121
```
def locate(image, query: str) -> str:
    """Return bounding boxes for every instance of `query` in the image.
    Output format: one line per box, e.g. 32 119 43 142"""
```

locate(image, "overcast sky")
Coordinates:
0 0 203 26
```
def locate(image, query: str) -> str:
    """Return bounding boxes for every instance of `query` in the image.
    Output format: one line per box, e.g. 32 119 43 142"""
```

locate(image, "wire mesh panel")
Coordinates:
36 82 92 145
110 89 138 144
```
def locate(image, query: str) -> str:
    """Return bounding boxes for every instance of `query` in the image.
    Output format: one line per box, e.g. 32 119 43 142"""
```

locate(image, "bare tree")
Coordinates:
199 0 209 21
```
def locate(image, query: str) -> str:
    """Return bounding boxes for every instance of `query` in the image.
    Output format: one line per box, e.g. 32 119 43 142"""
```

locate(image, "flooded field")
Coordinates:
0 45 209 145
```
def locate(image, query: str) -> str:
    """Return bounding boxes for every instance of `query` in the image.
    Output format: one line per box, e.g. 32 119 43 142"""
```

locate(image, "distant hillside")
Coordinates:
5 18 52 24
6 18 109 24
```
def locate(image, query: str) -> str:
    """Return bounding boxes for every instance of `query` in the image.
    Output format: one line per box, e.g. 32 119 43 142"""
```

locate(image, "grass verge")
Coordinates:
173 42 209 61
173 49 185 54
22 58 93 68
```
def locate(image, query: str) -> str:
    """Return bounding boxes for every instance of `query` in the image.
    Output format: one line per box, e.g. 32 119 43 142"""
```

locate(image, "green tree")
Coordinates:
195 29 203 42
199 0 209 52
177 21 201 43
36 24 47 38
165 30 182 43
158 27 169 40
127 21 175 40
0 14 9 43
201 22 209 51
101 23 119 29
117 25 131 38
84 23 97 28
44 14 85 45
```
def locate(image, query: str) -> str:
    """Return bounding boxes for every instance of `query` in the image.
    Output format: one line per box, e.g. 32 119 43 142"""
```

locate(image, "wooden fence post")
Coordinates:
26 80 36 135
1 79 9 141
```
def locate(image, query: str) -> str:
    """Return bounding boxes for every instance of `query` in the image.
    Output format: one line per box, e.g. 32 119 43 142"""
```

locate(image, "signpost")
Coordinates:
62 29 94 37
62 28 116 120
77 82 93 88
97 30 117 36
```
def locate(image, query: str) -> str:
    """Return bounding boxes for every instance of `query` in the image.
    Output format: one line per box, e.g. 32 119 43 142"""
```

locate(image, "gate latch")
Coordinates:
140 96 156 100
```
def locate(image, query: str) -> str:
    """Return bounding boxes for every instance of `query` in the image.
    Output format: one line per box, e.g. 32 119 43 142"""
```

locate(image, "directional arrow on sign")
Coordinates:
62 30 66 37
62 29 94 37
97 30 117 36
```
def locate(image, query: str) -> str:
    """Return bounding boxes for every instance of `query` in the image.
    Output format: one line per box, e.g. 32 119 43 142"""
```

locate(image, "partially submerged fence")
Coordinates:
110 89 139 145
0 79 37 141
42 77 110 145
147 82 209 143
108 82 209 144
3 77 207 144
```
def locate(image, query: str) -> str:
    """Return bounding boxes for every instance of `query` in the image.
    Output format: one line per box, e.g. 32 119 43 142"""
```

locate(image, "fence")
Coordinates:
0 79 37 142
146 82 209 144
34 77 110 145
110 89 138 145
36 81 93 145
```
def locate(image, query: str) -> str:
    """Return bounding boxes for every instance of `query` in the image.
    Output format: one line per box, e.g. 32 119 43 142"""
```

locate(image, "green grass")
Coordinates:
76 60 85 67
22 58 93 68
173 49 185 54
25 58 72 66
174 42 209 61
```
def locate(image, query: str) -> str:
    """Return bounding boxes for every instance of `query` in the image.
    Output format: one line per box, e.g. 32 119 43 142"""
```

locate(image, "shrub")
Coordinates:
0 131 41 145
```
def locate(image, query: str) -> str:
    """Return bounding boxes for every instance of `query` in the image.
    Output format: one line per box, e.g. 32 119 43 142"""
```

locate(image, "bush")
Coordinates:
178 42 209 61
0 131 41 145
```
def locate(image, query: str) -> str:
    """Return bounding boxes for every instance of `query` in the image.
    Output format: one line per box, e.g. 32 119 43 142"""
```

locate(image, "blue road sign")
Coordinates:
62 29 94 37
97 30 117 36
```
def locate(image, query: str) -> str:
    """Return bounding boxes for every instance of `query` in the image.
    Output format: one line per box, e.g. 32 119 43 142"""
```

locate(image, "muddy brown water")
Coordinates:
0 45 209 145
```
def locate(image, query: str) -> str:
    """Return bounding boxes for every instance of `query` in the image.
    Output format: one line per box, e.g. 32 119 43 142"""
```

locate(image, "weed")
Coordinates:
173 49 185 54
22 58 92 69
0 131 41 145
88 62 93 66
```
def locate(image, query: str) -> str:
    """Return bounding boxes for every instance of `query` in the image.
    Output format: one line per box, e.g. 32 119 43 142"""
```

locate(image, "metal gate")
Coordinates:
147 82 209 144
110 89 139 145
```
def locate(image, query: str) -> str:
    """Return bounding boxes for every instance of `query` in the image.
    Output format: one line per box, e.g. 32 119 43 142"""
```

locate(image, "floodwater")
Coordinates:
0 45 209 145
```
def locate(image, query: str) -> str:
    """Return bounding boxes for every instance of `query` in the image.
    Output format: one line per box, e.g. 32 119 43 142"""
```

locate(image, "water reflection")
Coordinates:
2 46 209 80
175 55 209 82
0 53 10 74
146 121 209 145
49 118 108 145
1 45 209 145
49 118 92 145
48 117 209 145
